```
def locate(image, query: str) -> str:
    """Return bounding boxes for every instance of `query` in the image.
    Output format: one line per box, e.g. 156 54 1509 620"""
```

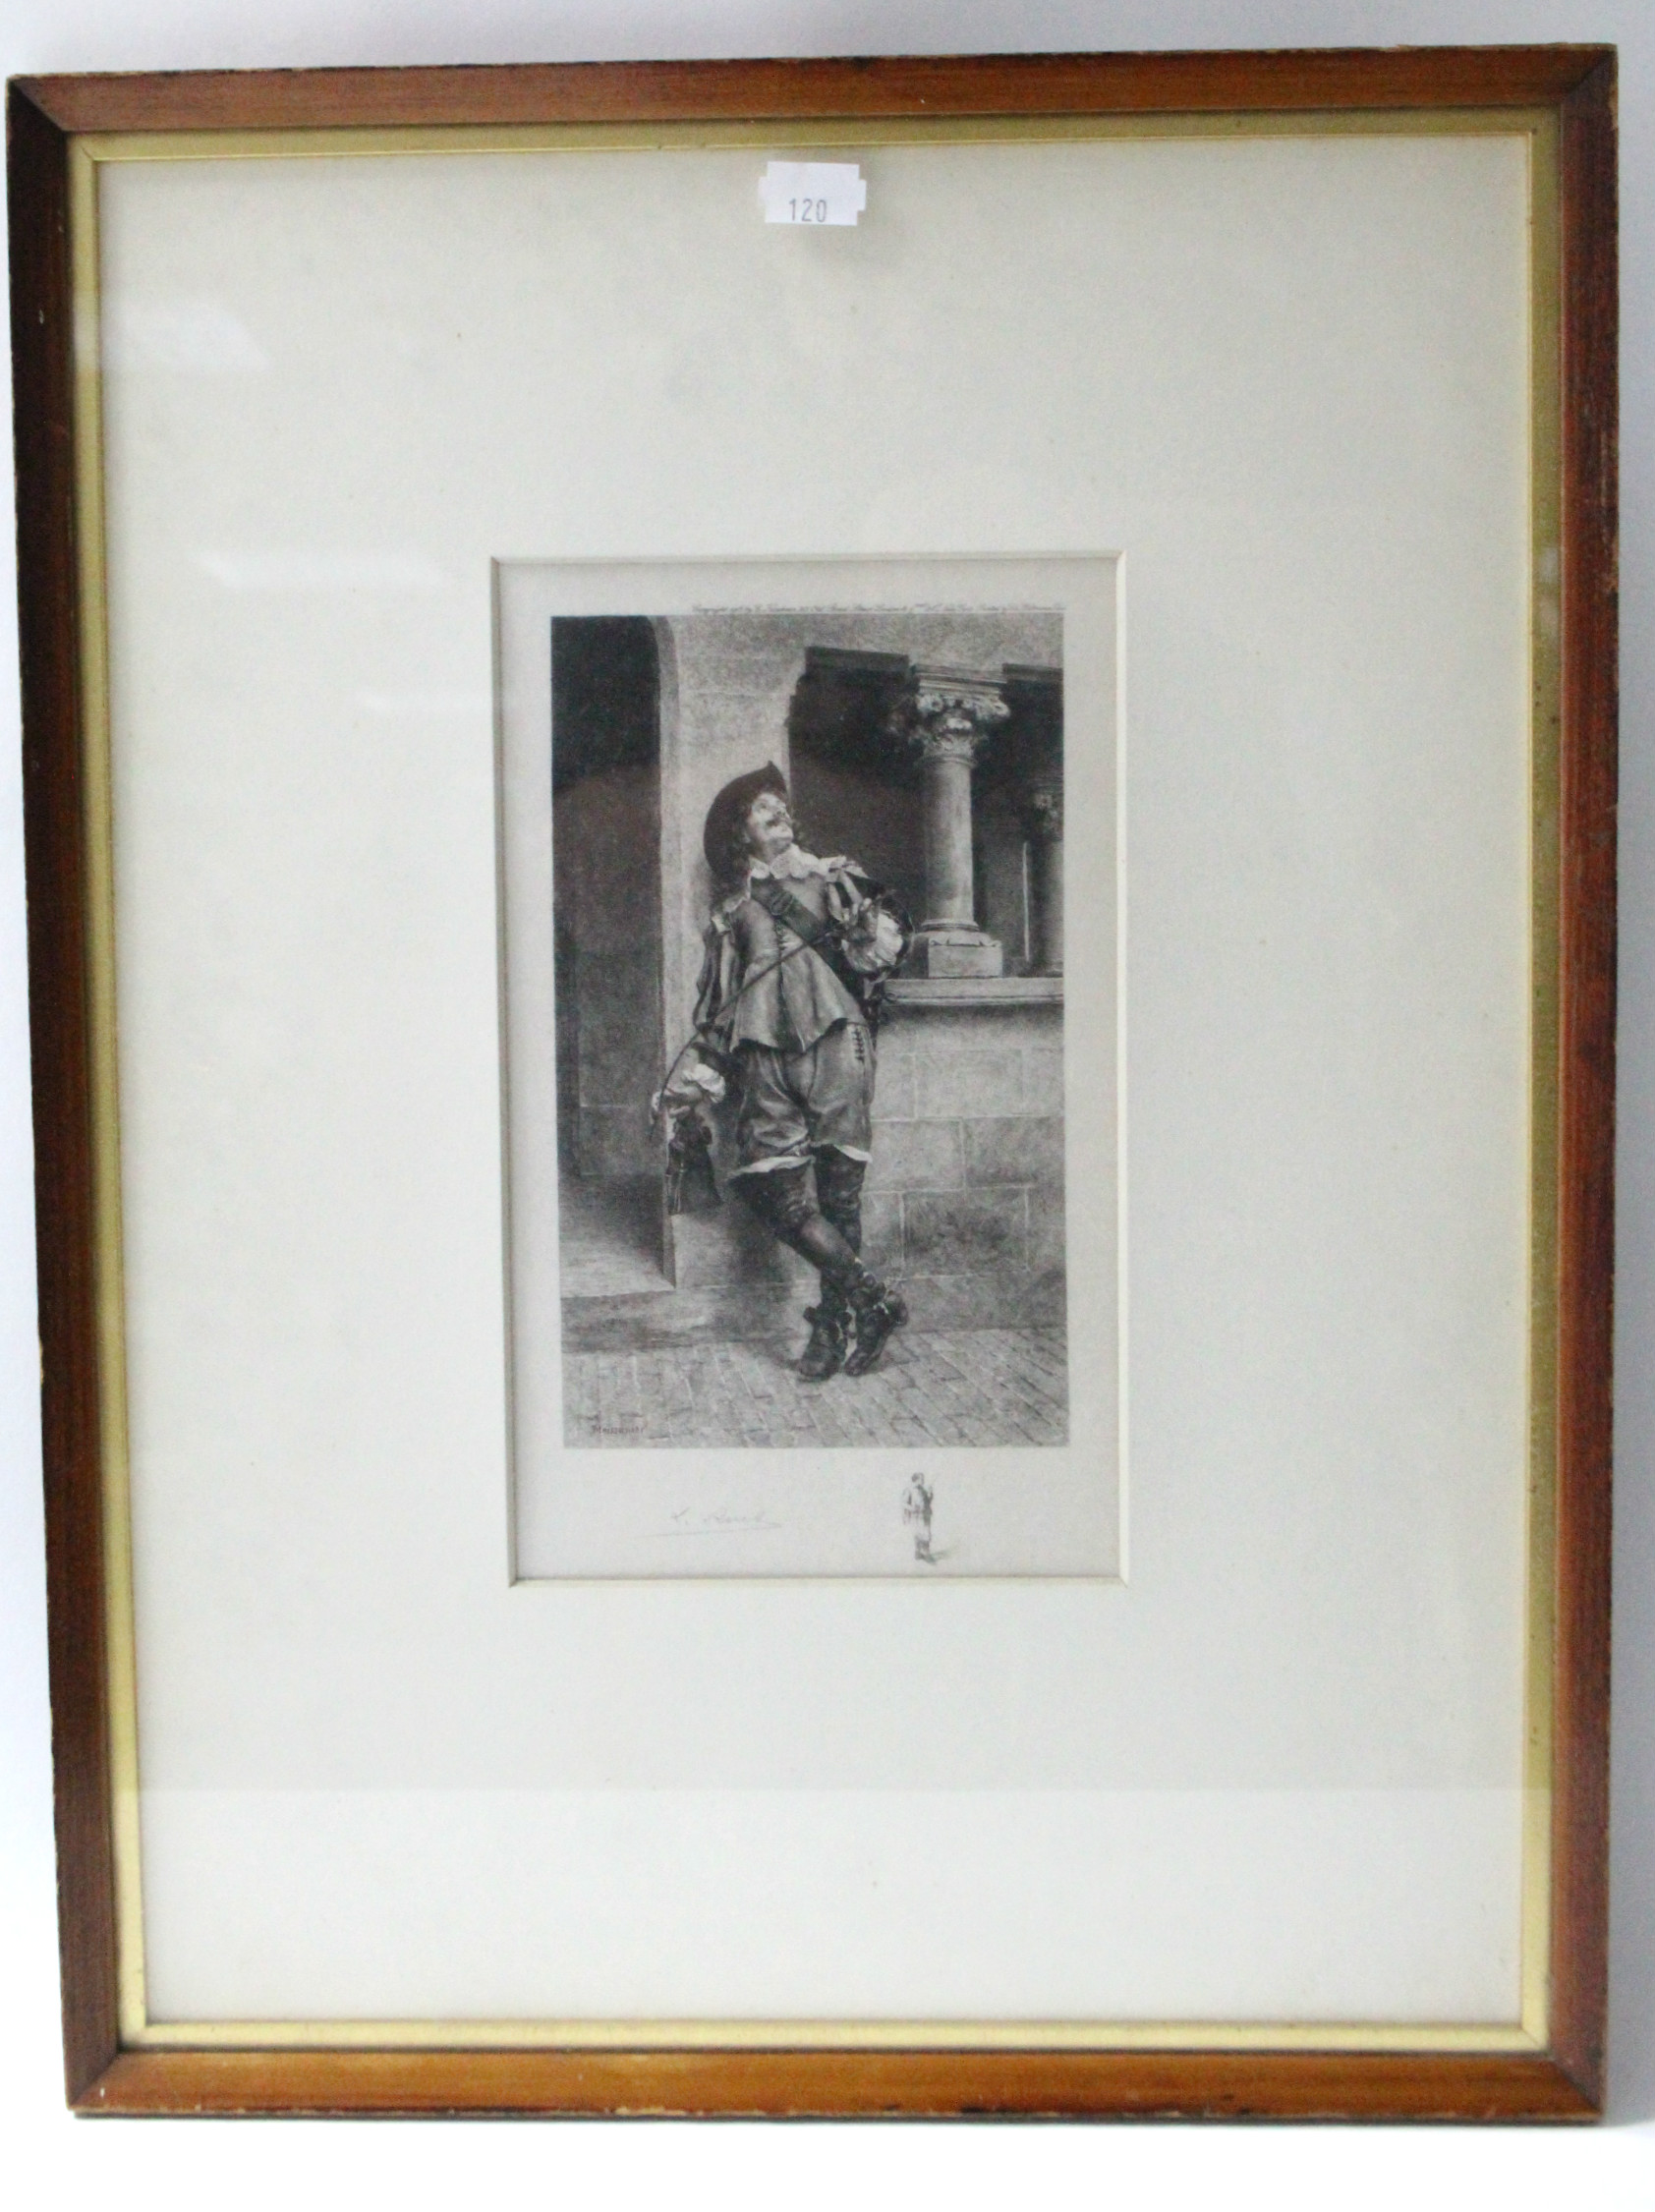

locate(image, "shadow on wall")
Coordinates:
551 614 668 1277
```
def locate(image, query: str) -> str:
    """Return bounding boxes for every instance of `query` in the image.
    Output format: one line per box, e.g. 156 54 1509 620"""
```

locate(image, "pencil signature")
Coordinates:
659 1505 782 1536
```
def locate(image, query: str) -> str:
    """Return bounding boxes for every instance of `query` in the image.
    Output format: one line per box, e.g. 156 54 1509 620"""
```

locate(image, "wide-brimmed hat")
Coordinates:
702 761 789 880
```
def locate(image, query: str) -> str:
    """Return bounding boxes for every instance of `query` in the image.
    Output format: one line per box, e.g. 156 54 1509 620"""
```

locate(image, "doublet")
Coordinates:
694 852 869 1053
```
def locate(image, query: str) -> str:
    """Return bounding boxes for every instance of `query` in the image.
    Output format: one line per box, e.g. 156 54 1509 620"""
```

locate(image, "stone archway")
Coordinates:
550 615 669 1295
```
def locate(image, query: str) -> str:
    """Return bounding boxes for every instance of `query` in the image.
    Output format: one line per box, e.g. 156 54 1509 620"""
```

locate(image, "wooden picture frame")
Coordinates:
9 45 1617 2120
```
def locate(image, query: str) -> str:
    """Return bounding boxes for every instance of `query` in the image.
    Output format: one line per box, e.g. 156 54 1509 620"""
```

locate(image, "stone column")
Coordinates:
902 666 1009 978
1025 779 1064 975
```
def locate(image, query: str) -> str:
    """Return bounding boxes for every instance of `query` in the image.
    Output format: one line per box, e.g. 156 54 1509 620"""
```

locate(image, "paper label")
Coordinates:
760 161 867 227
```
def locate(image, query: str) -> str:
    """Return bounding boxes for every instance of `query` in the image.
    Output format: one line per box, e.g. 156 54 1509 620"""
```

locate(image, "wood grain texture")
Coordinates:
11 44 1617 2121
7 82 121 2104
75 2046 1599 2122
1550 52 1619 2110
13 45 1616 136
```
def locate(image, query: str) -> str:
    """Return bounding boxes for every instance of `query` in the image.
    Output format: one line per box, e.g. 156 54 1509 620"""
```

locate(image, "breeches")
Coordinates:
731 1019 874 1172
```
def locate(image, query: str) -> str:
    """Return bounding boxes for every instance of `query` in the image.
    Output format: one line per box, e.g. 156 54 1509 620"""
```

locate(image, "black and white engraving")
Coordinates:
550 606 1069 1453
498 557 1115 1580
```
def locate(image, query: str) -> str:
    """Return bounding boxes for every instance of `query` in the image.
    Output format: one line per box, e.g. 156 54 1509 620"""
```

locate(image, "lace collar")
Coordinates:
747 846 846 883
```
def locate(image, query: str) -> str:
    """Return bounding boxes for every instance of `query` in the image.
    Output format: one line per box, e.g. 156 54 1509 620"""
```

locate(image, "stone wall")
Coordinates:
667 988 1065 1335
554 766 663 1179
864 993 1065 1331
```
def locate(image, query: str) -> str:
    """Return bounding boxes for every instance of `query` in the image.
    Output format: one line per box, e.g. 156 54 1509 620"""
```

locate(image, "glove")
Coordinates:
828 879 909 977
653 1056 727 1119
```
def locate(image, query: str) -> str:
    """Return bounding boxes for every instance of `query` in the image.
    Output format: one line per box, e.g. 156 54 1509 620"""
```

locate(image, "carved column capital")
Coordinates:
903 667 1012 765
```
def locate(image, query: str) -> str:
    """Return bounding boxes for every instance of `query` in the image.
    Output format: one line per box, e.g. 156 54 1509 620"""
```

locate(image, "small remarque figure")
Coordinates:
680 763 910 1381
901 1472 936 1563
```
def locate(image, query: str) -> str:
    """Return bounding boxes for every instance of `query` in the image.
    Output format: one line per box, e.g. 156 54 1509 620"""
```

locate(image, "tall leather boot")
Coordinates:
843 1276 908 1376
814 1147 865 1257
816 1149 906 1376
798 1285 849 1382
738 1163 897 1377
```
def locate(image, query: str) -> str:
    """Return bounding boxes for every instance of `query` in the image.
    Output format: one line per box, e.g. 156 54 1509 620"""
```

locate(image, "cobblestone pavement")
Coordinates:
564 1328 1068 1449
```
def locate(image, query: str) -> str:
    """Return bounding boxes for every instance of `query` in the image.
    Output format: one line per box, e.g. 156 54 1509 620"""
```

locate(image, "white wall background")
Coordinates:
0 0 1649 2207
